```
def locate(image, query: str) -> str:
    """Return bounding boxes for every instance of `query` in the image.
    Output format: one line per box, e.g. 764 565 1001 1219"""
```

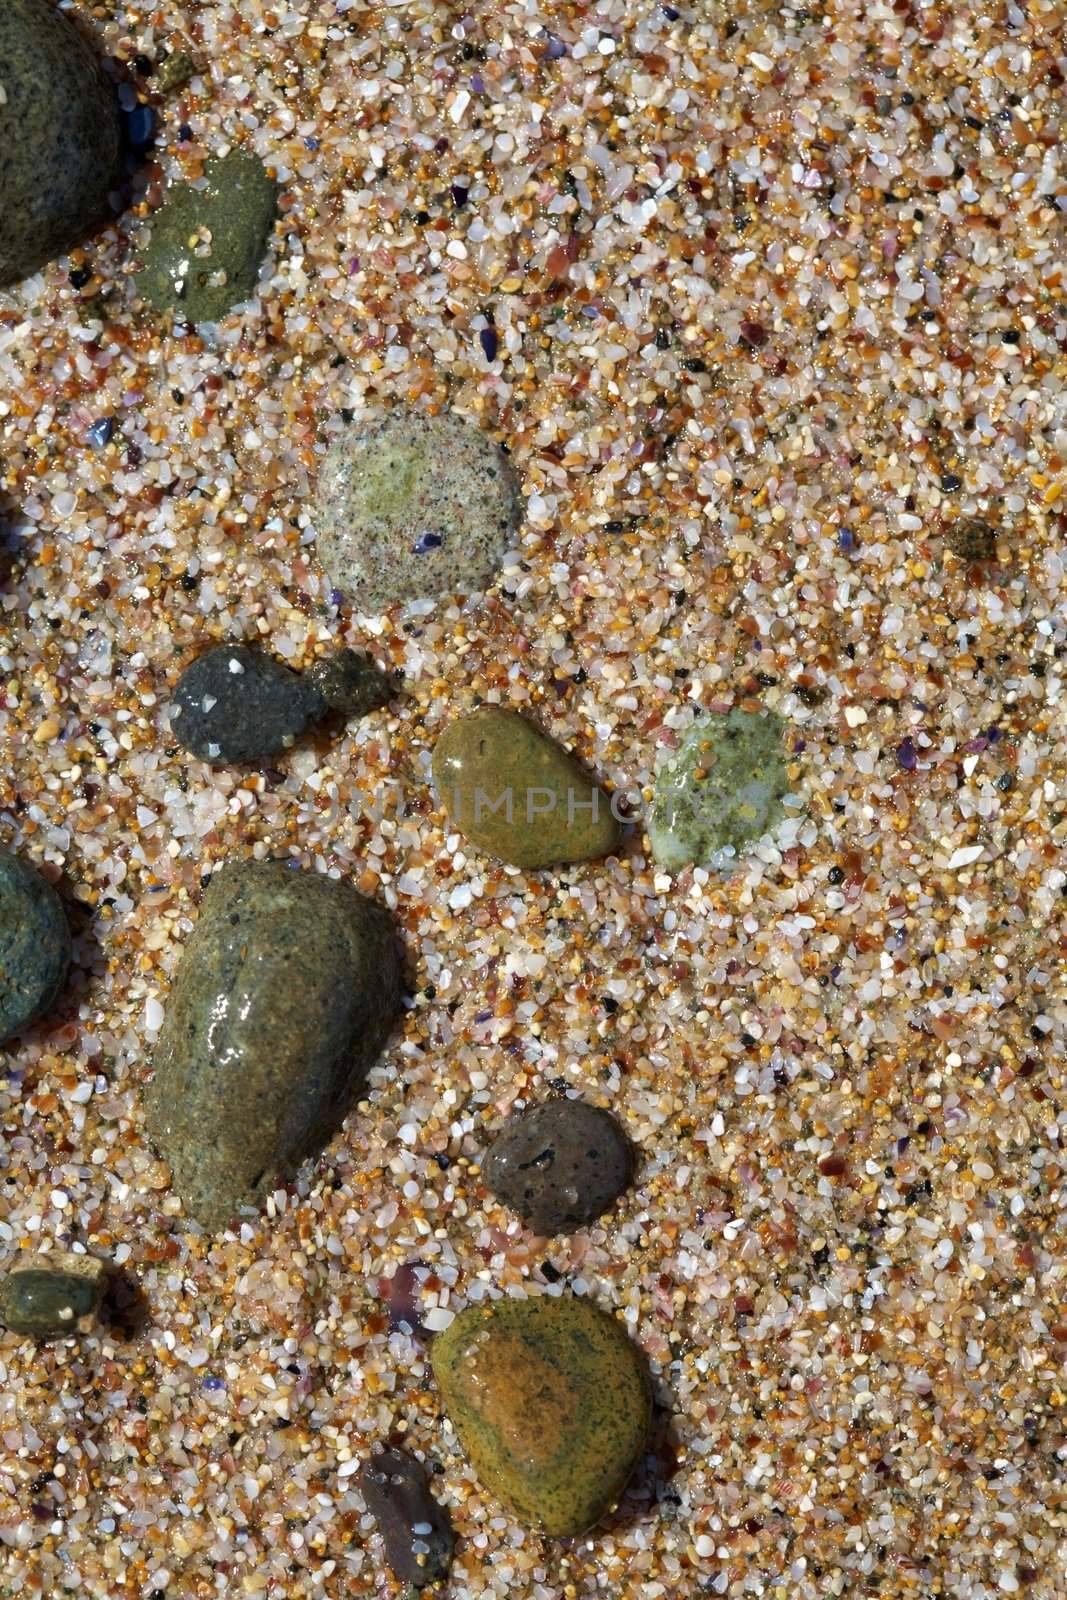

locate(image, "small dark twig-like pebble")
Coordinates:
359 1446 454 1588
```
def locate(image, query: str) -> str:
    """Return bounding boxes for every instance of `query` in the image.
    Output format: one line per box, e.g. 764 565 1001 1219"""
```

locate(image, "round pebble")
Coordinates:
0 849 71 1042
481 1099 634 1236
647 706 793 872
0 0 120 285
431 1293 651 1537
169 645 323 765
314 410 521 610
135 148 278 323
0 1252 105 1340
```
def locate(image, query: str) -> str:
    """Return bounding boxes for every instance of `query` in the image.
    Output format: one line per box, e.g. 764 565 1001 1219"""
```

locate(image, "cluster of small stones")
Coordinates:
0 1 1065 1598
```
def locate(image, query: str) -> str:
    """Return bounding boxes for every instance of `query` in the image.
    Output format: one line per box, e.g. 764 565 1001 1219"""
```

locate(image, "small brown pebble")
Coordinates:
818 1154 848 1178
481 1099 634 1236
945 517 999 561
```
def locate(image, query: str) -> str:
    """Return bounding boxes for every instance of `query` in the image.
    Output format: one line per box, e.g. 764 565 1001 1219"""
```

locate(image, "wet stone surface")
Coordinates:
0 1253 106 1339
0 849 71 1042
170 645 391 764
432 708 622 869
136 148 278 323
647 707 793 872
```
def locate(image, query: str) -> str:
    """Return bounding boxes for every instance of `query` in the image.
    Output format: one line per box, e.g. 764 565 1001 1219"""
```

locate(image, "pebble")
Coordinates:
314 410 521 610
481 1099 634 1236
156 51 197 94
0 0 120 286
136 149 278 323
431 1294 651 1536
0 849 71 1042
306 648 393 718
169 645 390 765
432 708 622 869
647 707 792 872
946 517 1000 561
359 1446 454 1589
0 1252 105 1339
144 861 401 1229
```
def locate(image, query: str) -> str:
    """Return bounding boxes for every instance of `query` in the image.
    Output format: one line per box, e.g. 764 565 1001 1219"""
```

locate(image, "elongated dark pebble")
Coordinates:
359 1446 453 1588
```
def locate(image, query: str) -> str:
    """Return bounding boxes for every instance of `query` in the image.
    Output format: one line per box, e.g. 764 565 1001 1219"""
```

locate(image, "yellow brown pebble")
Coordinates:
431 1294 651 1537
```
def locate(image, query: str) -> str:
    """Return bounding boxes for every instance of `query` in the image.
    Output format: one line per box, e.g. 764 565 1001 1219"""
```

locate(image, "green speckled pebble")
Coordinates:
431 1294 651 1537
0 1252 105 1339
0 0 120 287
145 861 401 1229
647 707 791 872
315 410 521 610
0 850 71 1042
433 708 622 870
136 149 278 323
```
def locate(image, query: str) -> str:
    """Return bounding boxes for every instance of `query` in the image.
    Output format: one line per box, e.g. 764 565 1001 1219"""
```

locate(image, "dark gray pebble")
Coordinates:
307 648 392 718
0 850 71 1042
0 0 121 286
0 1253 105 1339
482 1099 634 1236
170 645 390 765
359 1446 453 1589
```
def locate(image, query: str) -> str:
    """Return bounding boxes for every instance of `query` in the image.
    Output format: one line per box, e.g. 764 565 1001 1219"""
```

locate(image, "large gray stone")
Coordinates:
145 861 401 1229
0 0 120 286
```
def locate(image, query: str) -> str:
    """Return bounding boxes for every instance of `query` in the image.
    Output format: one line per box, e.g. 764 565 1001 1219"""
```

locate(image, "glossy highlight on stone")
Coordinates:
432 708 622 869
0 1252 105 1339
359 1445 454 1588
136 149 278 323
431 1294 651 1536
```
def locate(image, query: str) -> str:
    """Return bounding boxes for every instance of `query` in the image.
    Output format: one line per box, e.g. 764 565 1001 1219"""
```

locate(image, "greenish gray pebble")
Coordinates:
314 410 521 610
136 149 278 323
432 708 622 869
647 706 792 872
0 850 71 1042
145 860 401 1229
431 1294 651 1537
0 1252 105 1339
0 0 121 286
156 50 197 93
